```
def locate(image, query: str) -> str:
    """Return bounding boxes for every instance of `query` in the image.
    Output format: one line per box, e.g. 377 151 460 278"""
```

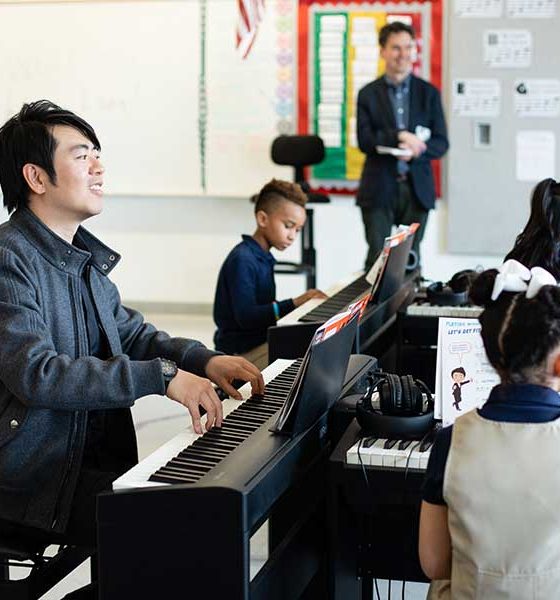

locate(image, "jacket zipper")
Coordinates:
52 277 81 529
86 265 112 356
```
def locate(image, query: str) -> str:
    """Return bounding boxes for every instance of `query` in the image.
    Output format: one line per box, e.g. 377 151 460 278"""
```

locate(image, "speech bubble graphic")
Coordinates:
449 341 471 362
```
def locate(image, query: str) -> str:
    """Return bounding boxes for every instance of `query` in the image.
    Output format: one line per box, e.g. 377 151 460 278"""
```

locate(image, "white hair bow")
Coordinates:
492 259 557 301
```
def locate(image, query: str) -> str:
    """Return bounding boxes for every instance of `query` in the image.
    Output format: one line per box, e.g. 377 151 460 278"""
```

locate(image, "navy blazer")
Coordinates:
356 75 449 211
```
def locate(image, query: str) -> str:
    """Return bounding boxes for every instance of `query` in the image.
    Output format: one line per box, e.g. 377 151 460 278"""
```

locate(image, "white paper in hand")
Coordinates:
375 145 413 157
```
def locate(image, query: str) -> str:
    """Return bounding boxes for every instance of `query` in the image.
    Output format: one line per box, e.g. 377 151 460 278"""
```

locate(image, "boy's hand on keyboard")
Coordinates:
293 288 328 307
166 370 223 434
205 356 265 400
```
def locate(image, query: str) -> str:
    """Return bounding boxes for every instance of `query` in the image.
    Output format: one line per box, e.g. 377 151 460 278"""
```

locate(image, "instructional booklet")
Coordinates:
435 317 500 425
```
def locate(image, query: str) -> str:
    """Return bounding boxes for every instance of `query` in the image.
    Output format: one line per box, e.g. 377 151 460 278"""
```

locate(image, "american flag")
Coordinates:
236 0 266 59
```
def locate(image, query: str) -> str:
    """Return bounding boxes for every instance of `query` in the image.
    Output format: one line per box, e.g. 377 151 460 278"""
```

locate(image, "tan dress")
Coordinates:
429 410 560 599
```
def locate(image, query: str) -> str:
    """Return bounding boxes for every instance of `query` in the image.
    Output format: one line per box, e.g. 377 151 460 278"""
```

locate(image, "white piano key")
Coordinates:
369 439 389 467
113 359 294 490
406 302 482 318
346 437 377 465
393 442 415 469
381 440 400 468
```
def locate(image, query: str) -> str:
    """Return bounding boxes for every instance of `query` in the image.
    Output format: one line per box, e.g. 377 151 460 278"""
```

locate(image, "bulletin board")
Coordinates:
447 0 560 255
296 0 443 193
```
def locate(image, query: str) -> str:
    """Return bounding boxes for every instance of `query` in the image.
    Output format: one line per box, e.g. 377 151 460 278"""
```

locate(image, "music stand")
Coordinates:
272 312 359 437
373 231 415 303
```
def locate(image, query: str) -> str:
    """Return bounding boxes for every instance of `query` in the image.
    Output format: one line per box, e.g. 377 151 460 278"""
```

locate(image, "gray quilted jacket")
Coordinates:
0 208 216 533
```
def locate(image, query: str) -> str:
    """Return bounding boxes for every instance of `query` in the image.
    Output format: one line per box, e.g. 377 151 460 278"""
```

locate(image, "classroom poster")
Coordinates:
297 0 443 194
435 318 500 425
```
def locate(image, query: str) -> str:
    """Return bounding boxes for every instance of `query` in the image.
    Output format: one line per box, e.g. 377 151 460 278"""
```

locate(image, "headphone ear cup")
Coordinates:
400 375 414 413
449 269 477 294
389 373 403 414
426 281 469 307
407 375 424 413
378 375 390 414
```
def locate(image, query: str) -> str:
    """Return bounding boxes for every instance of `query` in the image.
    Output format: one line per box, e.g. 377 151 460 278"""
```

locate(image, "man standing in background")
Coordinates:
356 21 449 270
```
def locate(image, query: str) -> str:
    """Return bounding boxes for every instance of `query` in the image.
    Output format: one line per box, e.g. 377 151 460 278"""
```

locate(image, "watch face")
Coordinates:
161 359 178 379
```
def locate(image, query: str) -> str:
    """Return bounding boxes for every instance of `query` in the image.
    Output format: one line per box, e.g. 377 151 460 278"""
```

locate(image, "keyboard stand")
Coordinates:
328 419 429 600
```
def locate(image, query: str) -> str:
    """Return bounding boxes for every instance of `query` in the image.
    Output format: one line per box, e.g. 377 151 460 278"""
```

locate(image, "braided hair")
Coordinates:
470 269 560 384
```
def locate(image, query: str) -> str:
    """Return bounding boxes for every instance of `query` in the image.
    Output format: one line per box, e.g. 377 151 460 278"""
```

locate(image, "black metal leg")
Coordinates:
362 576 373 600
302 208 316 289
0 561 8 583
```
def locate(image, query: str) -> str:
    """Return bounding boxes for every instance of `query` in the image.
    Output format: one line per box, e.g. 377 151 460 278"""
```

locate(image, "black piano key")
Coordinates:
185 446 227 460
158 463 207 478
363 437 377 448
190 441 232 456
166 460 212 475
224 411 266 426
192 439 238 452
398 440 412 451
201 426 246 439
169 457 216 471
155 469 204 483
172 452 218 466
419 440 433 453
150 472 200 485
238 403 278 415
383 439 398 450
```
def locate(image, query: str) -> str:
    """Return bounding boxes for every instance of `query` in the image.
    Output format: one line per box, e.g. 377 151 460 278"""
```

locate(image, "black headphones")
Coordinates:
426 269 478 307
356 372 434 440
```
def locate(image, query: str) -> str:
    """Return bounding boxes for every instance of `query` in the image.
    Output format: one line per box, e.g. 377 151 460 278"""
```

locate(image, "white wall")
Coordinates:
1 191 502 308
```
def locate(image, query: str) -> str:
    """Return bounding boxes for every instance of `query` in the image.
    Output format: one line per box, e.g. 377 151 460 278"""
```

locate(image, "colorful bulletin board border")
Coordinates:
298 0 443 196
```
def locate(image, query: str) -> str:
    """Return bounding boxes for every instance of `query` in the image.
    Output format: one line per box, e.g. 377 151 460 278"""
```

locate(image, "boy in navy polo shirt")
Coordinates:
213 179 326 358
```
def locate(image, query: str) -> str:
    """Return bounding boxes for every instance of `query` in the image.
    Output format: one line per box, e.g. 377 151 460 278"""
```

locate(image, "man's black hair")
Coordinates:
0 100 100 213
451 367 466 377
378 21 416 47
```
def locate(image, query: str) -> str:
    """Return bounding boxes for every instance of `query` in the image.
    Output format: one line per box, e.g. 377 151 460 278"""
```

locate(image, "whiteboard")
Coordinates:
0 0 291 197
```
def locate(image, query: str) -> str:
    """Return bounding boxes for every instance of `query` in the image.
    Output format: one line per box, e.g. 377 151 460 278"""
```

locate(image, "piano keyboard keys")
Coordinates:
346 437 433 470
148 360 303 485
112 359 297 490
406 301 482 318
299 275 371 323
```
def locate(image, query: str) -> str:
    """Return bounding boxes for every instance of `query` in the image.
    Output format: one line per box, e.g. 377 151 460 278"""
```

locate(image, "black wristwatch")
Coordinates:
160 358 178 391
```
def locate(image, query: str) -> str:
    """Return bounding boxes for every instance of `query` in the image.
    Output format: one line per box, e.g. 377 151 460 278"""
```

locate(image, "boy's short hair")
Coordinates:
0 99 100 213
378 21 416 47
451 367 466 377
254 179 307 215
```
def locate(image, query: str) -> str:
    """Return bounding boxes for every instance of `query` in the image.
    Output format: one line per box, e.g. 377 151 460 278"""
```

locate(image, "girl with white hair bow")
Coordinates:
419 260 560 600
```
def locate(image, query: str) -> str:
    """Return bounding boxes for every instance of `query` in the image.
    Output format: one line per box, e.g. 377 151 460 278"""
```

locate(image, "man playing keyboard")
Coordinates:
0 100 264 599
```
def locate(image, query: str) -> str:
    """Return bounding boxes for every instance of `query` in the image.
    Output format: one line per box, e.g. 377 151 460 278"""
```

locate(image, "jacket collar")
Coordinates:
10 208 121 277
383 73 411 92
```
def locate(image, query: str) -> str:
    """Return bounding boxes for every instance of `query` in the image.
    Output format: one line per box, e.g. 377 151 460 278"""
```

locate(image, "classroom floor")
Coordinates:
15 312 429 600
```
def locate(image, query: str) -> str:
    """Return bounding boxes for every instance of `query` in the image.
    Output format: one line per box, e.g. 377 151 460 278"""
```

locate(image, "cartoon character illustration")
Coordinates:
451 367 472 411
